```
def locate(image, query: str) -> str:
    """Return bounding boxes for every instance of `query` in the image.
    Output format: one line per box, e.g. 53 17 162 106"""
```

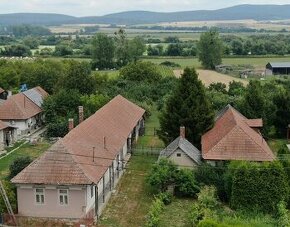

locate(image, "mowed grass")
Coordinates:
0 142 50 179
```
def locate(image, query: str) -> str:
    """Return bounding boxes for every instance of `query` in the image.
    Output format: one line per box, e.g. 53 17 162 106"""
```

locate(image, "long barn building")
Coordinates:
11 95 145 221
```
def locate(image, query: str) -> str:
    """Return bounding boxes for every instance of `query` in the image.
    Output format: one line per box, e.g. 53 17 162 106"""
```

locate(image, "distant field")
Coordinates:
174 69 248 87
145 56 290 70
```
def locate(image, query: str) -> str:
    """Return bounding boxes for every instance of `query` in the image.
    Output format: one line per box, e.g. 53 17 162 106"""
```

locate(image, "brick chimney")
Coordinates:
68 118 74 131
78 106 84 124
180 126 186 138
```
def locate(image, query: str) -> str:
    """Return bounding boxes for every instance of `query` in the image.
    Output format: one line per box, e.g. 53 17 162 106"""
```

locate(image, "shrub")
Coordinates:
9 156 32 179
145 197 165 227
160 61 181 68
197 219 224 227
229 161 289 213
195 163 227 201
157 192 173 205
147 159 178 193
277 201 290 227
175 168 199 197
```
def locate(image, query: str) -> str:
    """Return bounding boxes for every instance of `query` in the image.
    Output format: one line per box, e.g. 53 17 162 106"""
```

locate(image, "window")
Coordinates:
90 185 94 198
177 153 181 157
59 189 68 205
35 188 45 204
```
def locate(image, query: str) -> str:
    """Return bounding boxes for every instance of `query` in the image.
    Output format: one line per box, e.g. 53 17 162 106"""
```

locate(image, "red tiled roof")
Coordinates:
0 93 42 120
0 120 8 130
34 86 49 98
12 95 145 185
0 88 5 94
245 119 263 128
202 105 275 162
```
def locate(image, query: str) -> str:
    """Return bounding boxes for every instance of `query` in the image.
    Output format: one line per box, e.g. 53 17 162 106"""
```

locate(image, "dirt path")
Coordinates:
173 69 248 87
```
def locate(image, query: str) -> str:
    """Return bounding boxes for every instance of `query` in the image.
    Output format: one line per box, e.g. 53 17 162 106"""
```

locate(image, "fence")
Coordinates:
131 146 164 156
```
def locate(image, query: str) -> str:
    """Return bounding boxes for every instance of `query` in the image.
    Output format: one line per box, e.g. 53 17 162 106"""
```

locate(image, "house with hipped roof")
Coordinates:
158 126 201 168
0 86 48 136
201 105 275 165
12 95 145 220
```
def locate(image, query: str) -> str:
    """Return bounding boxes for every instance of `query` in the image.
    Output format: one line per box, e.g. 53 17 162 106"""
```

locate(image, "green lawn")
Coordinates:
0 142 50 179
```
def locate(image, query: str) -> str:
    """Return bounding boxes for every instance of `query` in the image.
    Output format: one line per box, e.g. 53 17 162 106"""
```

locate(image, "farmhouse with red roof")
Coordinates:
201 105 275 165
12 95 145 220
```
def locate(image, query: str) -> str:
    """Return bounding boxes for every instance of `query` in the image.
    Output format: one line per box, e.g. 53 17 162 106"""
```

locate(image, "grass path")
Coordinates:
99 110 162 227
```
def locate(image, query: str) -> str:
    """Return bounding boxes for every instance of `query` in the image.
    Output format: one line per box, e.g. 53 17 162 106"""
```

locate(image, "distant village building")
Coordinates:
12 95 145 221
265 62 290 76
158 126 201 168
201 105 275 165
0 86 48 136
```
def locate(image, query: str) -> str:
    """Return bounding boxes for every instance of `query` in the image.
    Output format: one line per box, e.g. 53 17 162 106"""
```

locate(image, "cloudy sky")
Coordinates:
0 0 289 16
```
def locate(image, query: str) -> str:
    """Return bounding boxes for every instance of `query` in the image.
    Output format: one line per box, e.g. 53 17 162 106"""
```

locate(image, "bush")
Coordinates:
195 163 227 201
277 201 290 227
175 168 199 197
229 161 289 213
145 197 165 227
9 156 32 179
160 61 181 68
147 159 178 193
188 186 220 226
157 192 173 205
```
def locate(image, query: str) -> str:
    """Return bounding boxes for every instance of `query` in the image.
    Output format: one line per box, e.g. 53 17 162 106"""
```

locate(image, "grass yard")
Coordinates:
99 109 162 227
0 141 50 179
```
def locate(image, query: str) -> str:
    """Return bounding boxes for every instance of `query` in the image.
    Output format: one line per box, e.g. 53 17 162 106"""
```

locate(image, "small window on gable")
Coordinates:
177 153 181 157
59 189 68 205
35 188 45 204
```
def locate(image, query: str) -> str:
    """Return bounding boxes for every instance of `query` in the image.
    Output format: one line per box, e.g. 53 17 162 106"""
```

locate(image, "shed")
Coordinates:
265 62 290 76
158 127 201 168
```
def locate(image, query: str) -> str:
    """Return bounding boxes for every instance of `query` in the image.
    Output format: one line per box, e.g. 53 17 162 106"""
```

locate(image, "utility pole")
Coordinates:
0 180 17 226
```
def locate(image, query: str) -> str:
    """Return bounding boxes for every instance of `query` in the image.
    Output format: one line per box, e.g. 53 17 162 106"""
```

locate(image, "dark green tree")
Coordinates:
239 80 265 119
159 67 214 147
9 156 32 179
57 60 96 95
273 90 290 137
91 33 115 70
1 44 31 57
198 30 223 69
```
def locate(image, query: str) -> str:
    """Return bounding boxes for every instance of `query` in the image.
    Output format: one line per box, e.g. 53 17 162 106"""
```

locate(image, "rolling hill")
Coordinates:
1 4 290 26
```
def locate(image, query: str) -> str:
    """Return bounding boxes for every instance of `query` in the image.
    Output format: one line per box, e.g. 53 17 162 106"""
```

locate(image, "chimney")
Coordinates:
68 118 74 131
7 91 12 99
180 126 186 138
78 106 84 124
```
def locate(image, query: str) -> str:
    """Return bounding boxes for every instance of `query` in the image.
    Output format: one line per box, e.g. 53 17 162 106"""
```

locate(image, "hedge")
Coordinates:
229 161 289 213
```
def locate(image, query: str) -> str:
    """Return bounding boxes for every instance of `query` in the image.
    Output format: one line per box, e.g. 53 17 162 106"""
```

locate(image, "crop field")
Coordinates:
174 69 248 87
145 56 290 70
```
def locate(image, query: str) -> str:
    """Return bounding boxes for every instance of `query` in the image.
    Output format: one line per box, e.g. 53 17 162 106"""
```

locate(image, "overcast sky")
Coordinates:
1 0 290 16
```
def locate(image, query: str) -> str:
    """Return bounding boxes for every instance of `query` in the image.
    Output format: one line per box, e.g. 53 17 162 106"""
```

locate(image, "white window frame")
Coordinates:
35 188 45 205
58 189 69 206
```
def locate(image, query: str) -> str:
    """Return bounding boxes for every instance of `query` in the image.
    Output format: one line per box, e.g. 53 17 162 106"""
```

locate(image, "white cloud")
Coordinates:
0 0 289 16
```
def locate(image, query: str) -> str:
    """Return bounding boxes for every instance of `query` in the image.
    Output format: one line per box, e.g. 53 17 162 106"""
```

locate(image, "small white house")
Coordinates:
159 127 202 168
0 87 48 136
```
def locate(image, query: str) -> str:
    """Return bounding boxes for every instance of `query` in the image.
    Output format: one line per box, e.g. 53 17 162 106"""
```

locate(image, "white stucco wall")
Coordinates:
0 130 4 151
16 185 86 219
168 148 198 168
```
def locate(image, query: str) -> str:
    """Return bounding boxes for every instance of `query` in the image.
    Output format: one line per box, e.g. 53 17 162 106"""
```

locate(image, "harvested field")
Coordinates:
173 69 248 87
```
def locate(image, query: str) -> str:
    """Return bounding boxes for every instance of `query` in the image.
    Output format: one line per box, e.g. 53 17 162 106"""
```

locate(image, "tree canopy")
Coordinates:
159 67 214 147
198 30 223 69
